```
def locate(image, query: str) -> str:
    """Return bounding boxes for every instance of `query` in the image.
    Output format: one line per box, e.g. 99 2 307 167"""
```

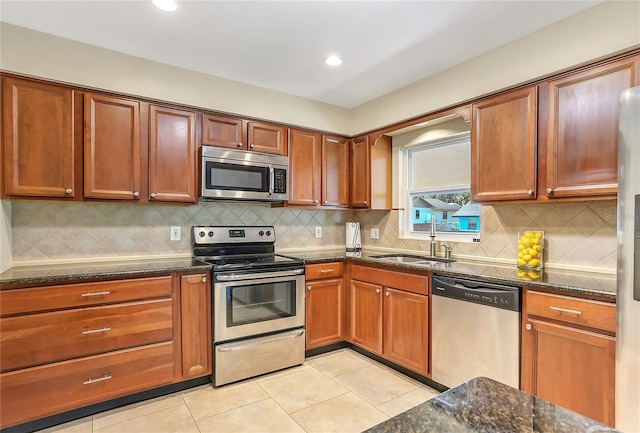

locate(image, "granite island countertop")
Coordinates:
0 257 212 288
364 377 619 433
280 248 616 302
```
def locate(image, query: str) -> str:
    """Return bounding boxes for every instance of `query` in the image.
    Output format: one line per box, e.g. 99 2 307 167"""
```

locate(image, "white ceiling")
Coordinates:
0 1 603 109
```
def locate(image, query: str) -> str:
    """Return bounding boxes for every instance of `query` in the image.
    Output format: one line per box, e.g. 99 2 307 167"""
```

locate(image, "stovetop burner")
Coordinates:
192 226 303 271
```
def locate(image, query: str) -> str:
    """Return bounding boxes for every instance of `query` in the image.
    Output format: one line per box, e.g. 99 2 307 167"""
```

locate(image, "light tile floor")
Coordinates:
36 349 440 433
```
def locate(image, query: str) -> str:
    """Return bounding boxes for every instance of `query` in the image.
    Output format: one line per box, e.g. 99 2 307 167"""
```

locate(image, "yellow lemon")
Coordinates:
532 238 540 245
533 244 542 251
518 251 524 258
522 254 532 262
524 231 534 238
534 232 543 239
528 258 540 267
518 244 525 250
530 250 539 259
522 237 533 247
517 258 527 266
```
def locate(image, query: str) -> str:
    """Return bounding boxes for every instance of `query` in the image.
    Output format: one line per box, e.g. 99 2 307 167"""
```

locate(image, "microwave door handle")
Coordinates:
269 166 274 196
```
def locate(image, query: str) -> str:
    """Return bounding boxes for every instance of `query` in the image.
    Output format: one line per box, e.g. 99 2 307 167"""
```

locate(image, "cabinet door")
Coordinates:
84 93 141 200
350 135 370 208
521 318 615 426
322 135 349 207
471 86 538 202
383 288 429 375
369 134 393 210
305 278 343 349
546 56 639 198
288 128 321 206
2 77 77 198
350 280 382 354
248 122 286 155
149 105 197 203
202 113 244 150
179 274 212 379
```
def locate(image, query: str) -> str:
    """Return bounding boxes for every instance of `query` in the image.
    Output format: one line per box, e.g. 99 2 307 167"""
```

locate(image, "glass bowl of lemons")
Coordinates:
517 231 544 270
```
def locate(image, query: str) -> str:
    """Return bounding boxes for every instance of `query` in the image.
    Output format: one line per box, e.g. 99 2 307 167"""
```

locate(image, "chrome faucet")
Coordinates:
441 244 452 260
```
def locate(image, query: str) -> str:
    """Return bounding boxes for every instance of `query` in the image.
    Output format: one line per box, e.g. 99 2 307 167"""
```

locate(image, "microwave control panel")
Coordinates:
273 169 287 194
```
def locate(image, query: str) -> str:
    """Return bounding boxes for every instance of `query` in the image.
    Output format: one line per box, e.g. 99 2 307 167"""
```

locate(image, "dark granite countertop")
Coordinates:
364 377 619 433
0 257 211 289
280 249 616 302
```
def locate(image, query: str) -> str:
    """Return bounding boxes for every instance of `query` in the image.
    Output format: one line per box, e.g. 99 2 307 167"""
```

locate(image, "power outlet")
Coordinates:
315 226 322 238
370 228 380 239
170 226 181 241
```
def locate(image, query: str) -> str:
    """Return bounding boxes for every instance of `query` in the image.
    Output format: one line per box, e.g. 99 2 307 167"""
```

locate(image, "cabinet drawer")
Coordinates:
0 276 173 316
525 291 616 333
1 299 173 372
351 265 428 295
0 341 174 429
306 262 344 280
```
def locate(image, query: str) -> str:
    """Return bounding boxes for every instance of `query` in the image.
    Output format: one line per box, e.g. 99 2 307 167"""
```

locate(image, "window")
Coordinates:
404 132 480 241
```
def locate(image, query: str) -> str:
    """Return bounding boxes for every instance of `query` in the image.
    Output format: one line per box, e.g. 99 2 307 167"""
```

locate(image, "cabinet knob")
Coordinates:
307 285 312 291
250 143 255 149
314 200 319 204
237 142 243 148
363 200 368 205
385 292 390 297
150 193 157 198
323 201 328 205
133 191 140 197
525 323 532 330
546 188 553 194
527 190 533 196
376 288 381 294
202 277 207 283
65 188 73 194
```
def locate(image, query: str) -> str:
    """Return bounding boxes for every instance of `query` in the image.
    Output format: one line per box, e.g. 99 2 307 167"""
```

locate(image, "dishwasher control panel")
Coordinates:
432 275 521 312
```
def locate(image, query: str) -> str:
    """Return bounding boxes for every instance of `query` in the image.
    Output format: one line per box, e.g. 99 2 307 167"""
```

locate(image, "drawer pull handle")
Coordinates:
82 327 112 335
81 291 111 297
83 375 112 385
550 306 582 316
320 269 335 273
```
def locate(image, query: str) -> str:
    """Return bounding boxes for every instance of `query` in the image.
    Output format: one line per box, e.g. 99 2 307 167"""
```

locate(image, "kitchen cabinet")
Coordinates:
179 273 212 379
2 76 82 199
544 55 639 199
0 271 213 429
349 265 429 375
149 105 198 203
202 113 286 155
349 135 370 208
471 86 538 202
321 135 349 208
305 262 344 349
288 128 322 206
84 92 141 200
521 289 616 427
350 134 393 209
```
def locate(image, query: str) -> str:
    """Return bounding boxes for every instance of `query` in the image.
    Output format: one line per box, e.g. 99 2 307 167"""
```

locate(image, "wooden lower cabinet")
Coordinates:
0 342 175 428
521 288 616 426
0 272 212 429
349 265 429 376
305 262 344 349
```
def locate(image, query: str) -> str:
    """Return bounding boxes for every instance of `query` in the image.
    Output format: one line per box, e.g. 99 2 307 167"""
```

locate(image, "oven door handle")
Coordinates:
217 329 305 352
216 268 304 281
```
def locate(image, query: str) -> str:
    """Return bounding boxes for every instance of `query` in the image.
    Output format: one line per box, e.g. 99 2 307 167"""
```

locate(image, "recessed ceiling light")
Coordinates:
152 0 177 12
324 55 343 66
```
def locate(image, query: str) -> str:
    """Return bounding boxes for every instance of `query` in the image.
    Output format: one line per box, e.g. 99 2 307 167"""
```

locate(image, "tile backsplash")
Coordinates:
10 200 617 272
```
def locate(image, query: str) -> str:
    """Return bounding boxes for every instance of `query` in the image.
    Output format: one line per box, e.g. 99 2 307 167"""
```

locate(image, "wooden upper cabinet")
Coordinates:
545 55 639 199
2 77 79 199
84 93 141 200
369 134 393 210
350 135 370 209
202 113 244 150
288 128 321 206
321 135 349 207
471 86 538 202
149 105 197 203
202 114 286 155
248 122 286 155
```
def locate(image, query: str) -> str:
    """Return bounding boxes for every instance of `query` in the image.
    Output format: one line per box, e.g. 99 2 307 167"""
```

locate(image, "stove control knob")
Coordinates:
199 231 206 238
208 231 214 237
259 231 264 236
266 230 272 237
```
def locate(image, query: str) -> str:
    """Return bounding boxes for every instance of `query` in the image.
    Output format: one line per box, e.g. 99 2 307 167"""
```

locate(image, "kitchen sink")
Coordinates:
369 253 455 264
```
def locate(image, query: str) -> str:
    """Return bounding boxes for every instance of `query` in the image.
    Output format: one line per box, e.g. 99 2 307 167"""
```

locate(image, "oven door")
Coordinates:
213 268 305 343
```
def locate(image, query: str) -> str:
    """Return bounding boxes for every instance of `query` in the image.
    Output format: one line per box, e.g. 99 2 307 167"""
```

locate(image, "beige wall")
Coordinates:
1 1 639 136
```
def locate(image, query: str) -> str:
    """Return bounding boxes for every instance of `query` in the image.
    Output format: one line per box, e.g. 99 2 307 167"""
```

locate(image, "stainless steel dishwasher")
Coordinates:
431 274 521 389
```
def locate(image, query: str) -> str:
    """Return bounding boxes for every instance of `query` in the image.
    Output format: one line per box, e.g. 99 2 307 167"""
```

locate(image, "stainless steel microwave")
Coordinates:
200 146 289 202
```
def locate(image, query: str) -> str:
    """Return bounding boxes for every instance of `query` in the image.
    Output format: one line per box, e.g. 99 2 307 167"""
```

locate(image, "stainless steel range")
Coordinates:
192 225 305 386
